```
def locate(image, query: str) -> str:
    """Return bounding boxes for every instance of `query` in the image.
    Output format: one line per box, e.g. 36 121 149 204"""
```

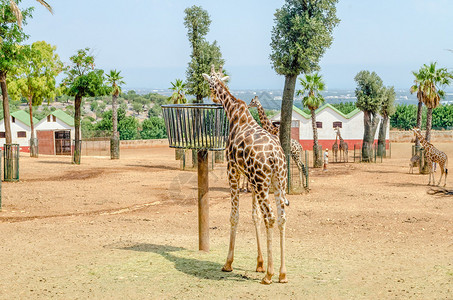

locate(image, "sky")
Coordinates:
24 0 453 91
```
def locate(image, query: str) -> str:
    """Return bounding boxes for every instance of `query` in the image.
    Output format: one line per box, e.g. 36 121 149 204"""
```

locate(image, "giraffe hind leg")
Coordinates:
255 187 275 284
251 191 265 273
437 163 447 186
273 188 288 283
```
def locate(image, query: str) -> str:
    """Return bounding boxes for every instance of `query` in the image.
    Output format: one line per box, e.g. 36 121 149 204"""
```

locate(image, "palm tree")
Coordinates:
167 79 187 104
106 69 125 159
297 73 325 167
420 63 452 142
410 67 428 146
168 79 188 160
8 0 53 29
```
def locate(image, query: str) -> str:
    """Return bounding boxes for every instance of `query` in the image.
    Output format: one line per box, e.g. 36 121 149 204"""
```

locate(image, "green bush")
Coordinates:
141 117 167 139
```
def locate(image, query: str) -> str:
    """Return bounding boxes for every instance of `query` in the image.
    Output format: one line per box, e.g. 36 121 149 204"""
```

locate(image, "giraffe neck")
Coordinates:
255 100 279 135
213 81 255 131
416 132 433 153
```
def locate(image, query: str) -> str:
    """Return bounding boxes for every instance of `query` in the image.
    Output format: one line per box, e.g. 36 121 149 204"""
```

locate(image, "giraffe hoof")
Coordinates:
260 276 273 285
222 265 233 272
256 264 265 273
279 274 288 283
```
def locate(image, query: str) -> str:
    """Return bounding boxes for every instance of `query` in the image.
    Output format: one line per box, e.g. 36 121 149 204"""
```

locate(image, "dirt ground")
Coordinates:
0 143 452 299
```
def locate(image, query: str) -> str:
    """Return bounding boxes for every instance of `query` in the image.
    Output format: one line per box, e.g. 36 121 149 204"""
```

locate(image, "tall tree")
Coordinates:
184 5 225 103
377 86 395 156
417 62 452 142
8 41 63 157
0 0 32 146
106 69 125 159
270 0 339 156
296 73 325 167
354 70 384 162
61 48 108 164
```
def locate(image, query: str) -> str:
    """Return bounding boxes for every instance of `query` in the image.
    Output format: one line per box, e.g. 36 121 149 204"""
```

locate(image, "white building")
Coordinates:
270 103 389 149
0 109 75 154
0 110 39 151
34 109 75 155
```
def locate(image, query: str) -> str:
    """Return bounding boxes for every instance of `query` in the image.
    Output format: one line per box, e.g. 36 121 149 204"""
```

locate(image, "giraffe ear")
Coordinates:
220 76 229 82
202 73 211 81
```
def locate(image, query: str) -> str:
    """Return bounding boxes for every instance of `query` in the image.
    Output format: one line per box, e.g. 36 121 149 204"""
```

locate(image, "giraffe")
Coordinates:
332 134 339 163
411 128 448 186
335 127 348 162
203 66 288 284
248 96 308 187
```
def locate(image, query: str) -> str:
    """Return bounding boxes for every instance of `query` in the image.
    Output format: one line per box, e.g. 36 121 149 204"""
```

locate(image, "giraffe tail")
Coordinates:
284 197 290 206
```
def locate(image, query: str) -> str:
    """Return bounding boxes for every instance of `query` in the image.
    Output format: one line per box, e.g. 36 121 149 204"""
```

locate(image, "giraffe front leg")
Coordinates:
427 160 433 185
252 192 265 273
223 168 240 272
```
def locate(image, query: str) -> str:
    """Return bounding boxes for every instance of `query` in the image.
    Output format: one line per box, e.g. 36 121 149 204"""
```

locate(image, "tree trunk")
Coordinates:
28 95 38 157
362 111 380 162
377 115 388 157
279 74 297 156
191 94 203 165
195 94 203 104
425 107 433 143
0 71 12 144
73 94 82 164
311 109 321 167
111 93 120 159
415 98 423 146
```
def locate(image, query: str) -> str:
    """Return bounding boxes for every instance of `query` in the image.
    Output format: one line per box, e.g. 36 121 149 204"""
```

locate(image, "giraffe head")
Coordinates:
411 127 422 137
202 65 229 104
248 96 260 108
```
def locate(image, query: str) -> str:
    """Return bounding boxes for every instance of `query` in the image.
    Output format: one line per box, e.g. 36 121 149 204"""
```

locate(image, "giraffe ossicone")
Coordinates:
203 67 289 284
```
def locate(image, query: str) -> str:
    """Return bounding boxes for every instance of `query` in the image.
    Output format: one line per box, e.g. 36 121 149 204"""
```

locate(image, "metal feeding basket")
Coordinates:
161 103 229 252
162 104 229 151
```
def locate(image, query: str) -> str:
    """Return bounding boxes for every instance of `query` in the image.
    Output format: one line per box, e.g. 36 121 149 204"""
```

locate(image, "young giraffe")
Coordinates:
203 66 288 284
332 134 339 162
248 96 307 186
335 127 349 162
412 127 448 186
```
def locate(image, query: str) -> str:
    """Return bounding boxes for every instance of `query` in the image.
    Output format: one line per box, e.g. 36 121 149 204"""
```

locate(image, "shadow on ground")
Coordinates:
37 160 72 165
120 243 253 282
126 164 180 171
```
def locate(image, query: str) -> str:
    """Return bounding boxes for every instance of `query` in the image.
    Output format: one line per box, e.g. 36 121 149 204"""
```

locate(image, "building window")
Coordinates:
333 121 342 128
52 115 57 122
12 116 15 123
0 132 5 138
316 121 323 129
47 115 51 122
17 131 26 138
291 120 300 128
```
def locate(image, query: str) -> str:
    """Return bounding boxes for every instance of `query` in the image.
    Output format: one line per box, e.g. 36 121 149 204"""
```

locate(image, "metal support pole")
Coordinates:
197 149 209 252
